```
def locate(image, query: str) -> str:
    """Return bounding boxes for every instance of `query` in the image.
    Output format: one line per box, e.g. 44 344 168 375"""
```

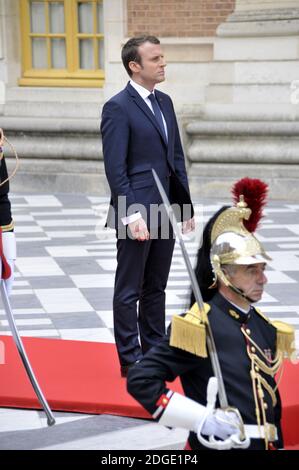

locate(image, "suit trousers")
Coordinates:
113 225 175 366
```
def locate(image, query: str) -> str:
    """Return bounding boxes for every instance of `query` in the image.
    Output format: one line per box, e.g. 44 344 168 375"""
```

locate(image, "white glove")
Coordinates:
201 408 240 440
197 377 250 450
0 231 16 296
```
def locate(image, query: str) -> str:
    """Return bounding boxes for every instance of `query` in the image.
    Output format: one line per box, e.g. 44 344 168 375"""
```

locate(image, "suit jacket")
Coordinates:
100 82 193 229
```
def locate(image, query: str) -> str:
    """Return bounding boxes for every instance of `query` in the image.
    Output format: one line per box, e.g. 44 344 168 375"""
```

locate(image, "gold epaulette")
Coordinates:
272 320 296 359
169 302 210 358
255 307 295 359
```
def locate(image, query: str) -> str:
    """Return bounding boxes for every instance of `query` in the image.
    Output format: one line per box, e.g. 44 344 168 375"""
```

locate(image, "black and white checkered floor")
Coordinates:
0 193 298 450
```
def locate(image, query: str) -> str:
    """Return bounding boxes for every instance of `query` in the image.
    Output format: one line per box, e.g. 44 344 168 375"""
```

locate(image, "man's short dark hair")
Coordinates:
121 35 160 77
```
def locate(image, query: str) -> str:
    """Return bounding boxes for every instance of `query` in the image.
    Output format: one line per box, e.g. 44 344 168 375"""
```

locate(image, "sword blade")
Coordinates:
0 280 55 426
152 169 228 408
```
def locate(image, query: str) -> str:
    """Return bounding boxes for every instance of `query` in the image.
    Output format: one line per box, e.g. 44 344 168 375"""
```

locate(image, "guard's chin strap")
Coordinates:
212 260 255 306
228 283 255 305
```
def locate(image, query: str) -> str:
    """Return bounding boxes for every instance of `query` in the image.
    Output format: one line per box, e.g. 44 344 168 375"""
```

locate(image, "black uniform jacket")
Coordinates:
0 154 12 226
127 293 283 450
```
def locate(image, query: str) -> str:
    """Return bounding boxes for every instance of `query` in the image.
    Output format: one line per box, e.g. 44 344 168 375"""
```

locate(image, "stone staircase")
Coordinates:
2 87 107 194
185 105 299 200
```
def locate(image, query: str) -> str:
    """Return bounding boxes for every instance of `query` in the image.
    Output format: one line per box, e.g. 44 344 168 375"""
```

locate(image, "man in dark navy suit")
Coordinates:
100 36 194 376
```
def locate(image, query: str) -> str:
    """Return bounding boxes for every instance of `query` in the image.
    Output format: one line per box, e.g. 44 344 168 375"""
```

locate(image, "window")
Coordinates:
19 0 105 87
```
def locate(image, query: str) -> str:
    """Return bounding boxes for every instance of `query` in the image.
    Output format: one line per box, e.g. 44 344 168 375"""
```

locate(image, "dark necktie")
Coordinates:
148 93 167 142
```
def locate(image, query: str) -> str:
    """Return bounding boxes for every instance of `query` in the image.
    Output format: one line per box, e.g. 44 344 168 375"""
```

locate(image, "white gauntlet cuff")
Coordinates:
158 392 206 432
2 232 16 260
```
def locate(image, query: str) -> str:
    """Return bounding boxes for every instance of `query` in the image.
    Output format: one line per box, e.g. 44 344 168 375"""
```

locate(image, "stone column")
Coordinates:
0 0 21 88
206 0 299 109
212 0 299 98
185 0 299 199
235 0 299 10
103 0 128 99
218 0 299 38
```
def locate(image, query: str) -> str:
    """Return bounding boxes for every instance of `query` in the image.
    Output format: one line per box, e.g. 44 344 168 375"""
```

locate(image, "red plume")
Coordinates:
232 177 268 232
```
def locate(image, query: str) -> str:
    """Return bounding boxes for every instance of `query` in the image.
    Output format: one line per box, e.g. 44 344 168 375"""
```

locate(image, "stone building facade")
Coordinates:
1 0 299 199
127 0 235 37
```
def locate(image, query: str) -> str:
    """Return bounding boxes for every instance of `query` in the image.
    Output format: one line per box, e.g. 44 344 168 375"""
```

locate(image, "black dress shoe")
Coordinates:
120 361 139 378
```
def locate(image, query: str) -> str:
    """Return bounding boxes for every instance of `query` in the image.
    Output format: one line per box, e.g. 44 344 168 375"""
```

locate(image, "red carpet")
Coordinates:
279 360 299 448
0 336 183 418
0 335 298 448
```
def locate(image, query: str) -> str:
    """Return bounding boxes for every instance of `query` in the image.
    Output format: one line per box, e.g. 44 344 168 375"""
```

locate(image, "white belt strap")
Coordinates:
244 424 277 441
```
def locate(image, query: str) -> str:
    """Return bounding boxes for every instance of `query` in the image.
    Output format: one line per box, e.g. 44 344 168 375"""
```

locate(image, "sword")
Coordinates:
0 280 55 426
152 169 229 408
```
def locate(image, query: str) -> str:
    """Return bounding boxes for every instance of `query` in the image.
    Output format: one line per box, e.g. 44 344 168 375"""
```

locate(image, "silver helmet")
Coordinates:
210 196 271 289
